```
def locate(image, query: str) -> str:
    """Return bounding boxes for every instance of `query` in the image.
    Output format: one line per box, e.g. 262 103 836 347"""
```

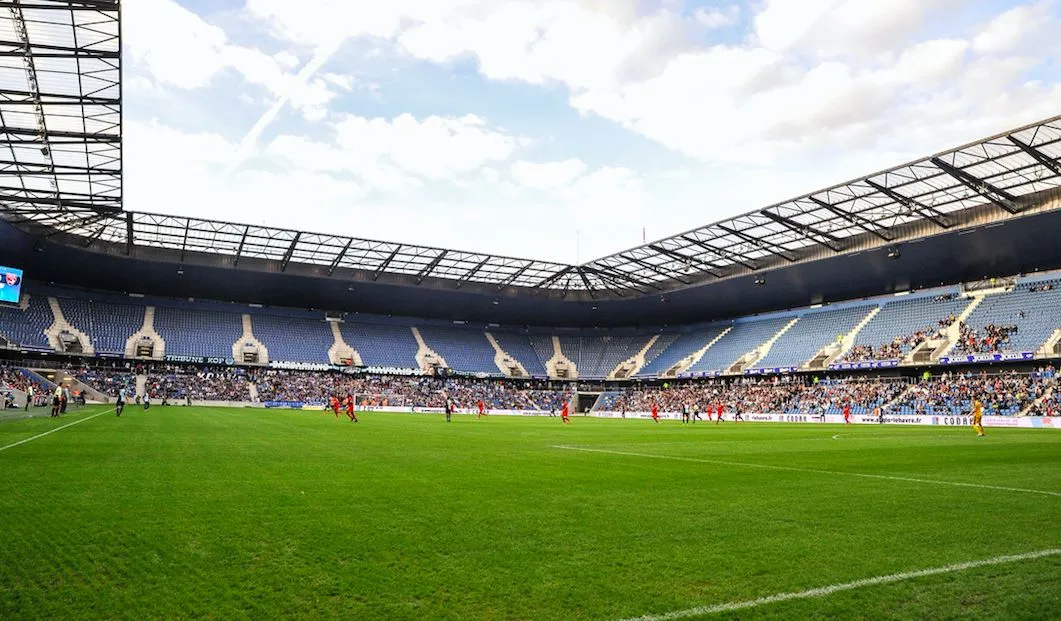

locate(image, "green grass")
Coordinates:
1 405 1060 620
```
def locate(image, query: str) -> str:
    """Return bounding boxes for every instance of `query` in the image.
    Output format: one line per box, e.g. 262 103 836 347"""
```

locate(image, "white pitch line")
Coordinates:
831 434 842 440
0 408 114 453
619 548 1061 621
552 446 1061 498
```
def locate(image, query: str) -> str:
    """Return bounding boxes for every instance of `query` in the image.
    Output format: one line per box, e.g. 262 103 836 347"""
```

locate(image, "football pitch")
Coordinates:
2 405 1060 620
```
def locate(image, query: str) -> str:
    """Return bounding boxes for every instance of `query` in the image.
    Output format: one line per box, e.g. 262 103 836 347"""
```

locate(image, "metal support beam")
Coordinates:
760 211 841 252
930 157 1019 214
620 254 691 285
455 257 491 289
648 244 723 278
234 226 249 267
682 233 761 270
535 266 573 289
82 223 106 247
124 211 133 255
576 268 596 299
279 232 301 272
497 262 532 289
1007 136 1061 177
42 210 110 237
809 196 893 242
372 246 402 281
585 264 660 292
179 218 190 262
327 238 352 276
714 224 798 263
865 179 951 228
415 250 447 284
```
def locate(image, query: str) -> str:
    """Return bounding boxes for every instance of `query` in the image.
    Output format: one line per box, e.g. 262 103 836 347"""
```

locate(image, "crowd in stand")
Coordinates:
146 366 254 402
894 370 1052 416
846 316 955 362
954 322 1019 354
600 376 906 416
255 370 571 411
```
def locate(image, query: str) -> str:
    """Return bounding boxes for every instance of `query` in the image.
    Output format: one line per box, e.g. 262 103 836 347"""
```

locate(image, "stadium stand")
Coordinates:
339 322 419 368
251 313 333 364
529 335 557 368
417 327 499 374
755 305 873 369
687 318 790 374
955 279 1061 354
0 295 53 350
153 305 243 359
560 335 649 378
634 326 730 377
490 332 549 377
846 293 967 362
59 298 145 356
893 371 1046 416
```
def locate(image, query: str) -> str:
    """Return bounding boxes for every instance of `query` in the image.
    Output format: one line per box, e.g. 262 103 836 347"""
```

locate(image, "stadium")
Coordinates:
2 1 1061 619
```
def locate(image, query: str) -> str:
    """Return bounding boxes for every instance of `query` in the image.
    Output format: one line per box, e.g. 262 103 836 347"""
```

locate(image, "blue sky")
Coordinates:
123 0 1061 263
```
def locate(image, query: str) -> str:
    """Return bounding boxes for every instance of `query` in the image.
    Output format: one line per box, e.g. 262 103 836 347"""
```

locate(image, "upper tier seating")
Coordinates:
0 296 53 350
251 314 333 364
490 332 549 377
687 317 790 374
957 280 1061 354
529 335 556 367
59 298 145 356
154 306 244 359
755 306 872 368
635 327 730 377
418 327 498 374
340 323 419 368
560 336 650 378
847 294 968 361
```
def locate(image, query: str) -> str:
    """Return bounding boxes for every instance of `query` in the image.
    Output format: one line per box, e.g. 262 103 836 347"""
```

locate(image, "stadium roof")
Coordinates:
1 2 1060 300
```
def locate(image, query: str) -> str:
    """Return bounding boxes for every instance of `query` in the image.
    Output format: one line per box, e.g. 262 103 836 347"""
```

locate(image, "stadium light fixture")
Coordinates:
754 277 766 286
887 247 901 259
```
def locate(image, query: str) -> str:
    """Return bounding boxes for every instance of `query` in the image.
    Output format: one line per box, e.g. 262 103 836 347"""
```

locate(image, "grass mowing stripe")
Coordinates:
553 445 1061 498
619 548 1061 621
0 407 115 453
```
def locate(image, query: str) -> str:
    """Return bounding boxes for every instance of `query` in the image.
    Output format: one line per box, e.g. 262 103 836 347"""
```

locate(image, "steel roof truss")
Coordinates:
930 157 1019 214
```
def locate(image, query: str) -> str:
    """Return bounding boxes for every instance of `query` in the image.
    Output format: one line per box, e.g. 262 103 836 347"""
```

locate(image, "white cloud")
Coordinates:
510 159 587 190
695 5 741 29
973 2 1056 54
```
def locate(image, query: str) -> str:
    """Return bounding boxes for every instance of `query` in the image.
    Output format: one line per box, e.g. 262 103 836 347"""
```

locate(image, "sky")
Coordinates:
123 0 1061 264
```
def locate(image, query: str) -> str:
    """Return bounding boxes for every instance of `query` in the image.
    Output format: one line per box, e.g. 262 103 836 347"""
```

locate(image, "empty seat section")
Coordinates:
59 297 145 355
252 314 333 363
960 280 1061 353
582 336 650 378
848 294 967 361
687 317 790 374
0 295 53 349
154 306 243 358
529 335 556 367
756 306 871 368
490 332 548 376
340 323 419 368
418 327 498 374
636 327 729 377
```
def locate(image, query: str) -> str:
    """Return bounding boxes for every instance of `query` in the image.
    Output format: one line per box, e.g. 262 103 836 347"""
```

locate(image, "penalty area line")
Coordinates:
0 407 116 453
619 548 1061 621
551 446 1061 498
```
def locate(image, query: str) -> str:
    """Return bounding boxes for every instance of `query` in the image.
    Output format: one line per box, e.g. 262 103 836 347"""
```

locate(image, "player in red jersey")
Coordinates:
330 396 341 419
345 394 358 423
843 403 851 424
561 401 570 424
651 402 660 423
477 399 486 419
715 403 725 424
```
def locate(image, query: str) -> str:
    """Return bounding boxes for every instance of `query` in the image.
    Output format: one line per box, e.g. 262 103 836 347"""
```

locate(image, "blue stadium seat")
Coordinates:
635 327 729 377
154 305 243 359
688 317 790 374
490 332 549 377
0 296 54 350
60 297 145 356
418 327 498 374
756 306 872 368
252 314 333 364
340 323 419 368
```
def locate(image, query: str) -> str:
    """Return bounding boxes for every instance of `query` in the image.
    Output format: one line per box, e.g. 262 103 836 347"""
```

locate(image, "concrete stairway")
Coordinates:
1038 329 1061 357
736 317 800 372
546 336 578 379
410 327 448 373
485 332 529 377
609 335 657 380
932 295 986 360
327 321 363 366
813 306 882 368
233 314 270 364
45 296 95 355
124 306 166 360
666 327 732 377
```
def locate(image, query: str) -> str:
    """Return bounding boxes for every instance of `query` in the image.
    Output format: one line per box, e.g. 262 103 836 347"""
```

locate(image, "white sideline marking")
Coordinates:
0 408 114 453
552 446 1061 498
619 548 1061 620
831 434 842 440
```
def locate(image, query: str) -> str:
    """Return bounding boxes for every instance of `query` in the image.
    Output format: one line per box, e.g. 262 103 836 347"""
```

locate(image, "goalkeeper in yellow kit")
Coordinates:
972 398 985 437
